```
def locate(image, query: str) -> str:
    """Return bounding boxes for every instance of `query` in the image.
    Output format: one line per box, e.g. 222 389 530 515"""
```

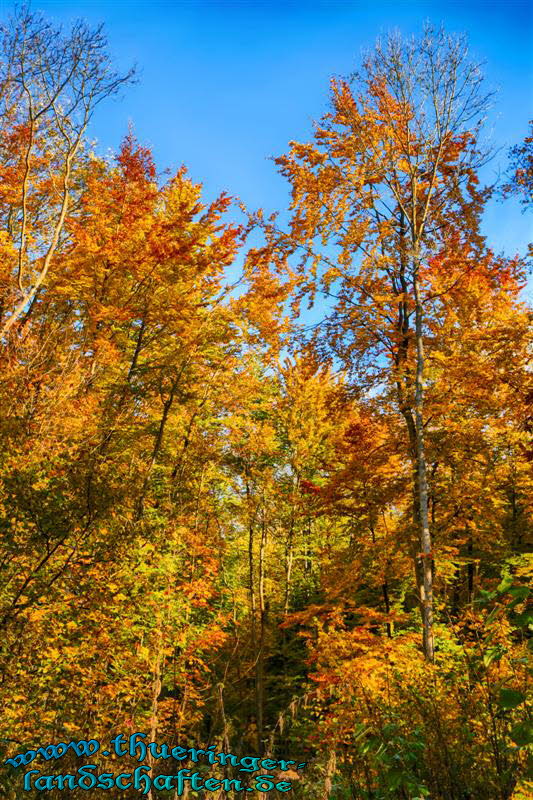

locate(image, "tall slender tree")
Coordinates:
275 25 495 660
0 7 134 339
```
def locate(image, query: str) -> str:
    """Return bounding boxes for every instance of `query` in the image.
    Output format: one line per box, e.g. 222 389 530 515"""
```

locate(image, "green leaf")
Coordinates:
476 588 496 605
497 575 514 595
512 608 533 627
386 768 404 790
483 647 503 668
506 586 530 610
508 586 530 600
498 688 526 710
509 721 533 748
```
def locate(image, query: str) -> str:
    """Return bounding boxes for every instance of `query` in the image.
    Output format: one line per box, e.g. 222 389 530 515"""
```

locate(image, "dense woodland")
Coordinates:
0 9 531 800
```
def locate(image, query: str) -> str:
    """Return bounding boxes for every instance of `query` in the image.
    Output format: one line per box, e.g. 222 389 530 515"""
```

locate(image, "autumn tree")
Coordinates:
275 25 499 661
0 6 133 338
0 137 247 764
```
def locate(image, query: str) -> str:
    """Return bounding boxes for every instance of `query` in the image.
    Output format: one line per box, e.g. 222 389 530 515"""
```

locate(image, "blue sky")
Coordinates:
2 0 532 269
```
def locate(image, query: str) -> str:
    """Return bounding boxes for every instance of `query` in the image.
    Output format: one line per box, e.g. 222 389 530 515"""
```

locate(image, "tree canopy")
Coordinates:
0 10 531 800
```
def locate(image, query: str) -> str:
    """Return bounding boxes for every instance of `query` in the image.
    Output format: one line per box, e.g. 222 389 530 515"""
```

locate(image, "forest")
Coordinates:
0 7 531 800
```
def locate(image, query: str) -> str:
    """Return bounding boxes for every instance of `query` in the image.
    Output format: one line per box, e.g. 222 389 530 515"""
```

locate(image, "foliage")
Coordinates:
0 12 530 800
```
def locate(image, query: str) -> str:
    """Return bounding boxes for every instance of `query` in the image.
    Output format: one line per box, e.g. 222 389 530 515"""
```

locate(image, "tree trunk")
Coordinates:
412 263 435 662
256 512 267 753
395 220 434 660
